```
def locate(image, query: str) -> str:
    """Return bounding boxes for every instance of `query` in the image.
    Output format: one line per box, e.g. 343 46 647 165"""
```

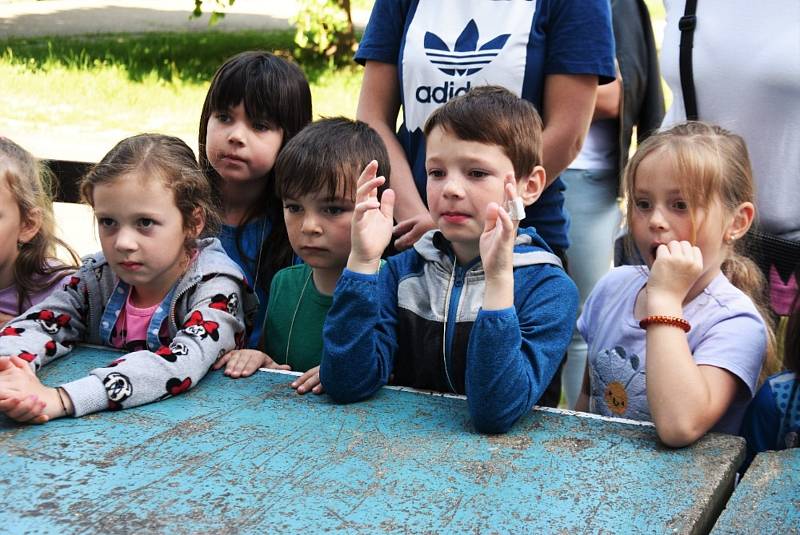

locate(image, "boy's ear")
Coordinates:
18 207 43 245
727 201 755 241
516 165 547 207
188 207 206 238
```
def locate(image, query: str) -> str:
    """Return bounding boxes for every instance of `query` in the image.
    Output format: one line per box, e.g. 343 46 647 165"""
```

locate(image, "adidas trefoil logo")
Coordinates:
424 19 510 76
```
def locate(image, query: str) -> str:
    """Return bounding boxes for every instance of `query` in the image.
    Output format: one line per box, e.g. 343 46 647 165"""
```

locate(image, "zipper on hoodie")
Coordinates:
442 260 477 394
169 275 200 332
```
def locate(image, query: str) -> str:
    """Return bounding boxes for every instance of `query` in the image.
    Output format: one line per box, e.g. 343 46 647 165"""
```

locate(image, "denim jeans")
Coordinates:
561 168 621 408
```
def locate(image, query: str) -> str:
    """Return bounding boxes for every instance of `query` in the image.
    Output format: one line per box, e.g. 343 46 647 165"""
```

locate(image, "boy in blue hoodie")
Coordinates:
320 86 578 433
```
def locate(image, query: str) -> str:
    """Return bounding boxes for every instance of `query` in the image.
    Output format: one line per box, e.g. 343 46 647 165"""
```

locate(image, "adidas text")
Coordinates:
415 81 472 104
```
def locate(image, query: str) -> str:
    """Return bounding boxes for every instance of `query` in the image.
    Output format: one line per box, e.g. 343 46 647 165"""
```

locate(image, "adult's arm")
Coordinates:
540 74 598 186
356 61 435 248
593 75 622 120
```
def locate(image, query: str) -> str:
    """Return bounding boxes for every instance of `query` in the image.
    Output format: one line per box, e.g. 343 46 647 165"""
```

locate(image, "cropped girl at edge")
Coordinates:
0 137 79 324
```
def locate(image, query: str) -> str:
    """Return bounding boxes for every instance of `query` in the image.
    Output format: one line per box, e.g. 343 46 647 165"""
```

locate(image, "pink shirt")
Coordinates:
110 293 167 352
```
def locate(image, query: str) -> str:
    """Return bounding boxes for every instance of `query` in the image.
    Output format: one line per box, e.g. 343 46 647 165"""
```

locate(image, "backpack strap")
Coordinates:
679 0 699 120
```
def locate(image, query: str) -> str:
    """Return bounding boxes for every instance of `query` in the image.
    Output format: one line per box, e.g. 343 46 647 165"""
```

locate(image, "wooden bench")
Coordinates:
46 159 92 203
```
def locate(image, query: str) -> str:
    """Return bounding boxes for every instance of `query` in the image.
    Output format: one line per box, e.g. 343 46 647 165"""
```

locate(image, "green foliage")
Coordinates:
190 0 357 66
291 0 356 66
191 0 235 25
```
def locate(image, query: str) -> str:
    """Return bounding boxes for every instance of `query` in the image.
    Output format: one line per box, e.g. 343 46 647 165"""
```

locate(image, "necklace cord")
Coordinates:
284 269 313 365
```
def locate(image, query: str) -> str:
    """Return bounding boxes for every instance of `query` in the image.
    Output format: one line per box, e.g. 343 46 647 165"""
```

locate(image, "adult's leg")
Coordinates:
561 168 621 409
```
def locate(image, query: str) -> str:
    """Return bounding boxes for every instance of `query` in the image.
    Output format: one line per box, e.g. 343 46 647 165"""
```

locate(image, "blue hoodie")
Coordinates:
321 228 578 433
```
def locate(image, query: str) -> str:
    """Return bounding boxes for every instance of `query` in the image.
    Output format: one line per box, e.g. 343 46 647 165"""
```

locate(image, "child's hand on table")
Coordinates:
291 365 323 395
214 349 291 378
0 356 65 423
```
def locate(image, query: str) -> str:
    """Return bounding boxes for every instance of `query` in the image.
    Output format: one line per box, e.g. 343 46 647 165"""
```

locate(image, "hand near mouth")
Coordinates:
646 240 704 311
348 160 395 274
480 176 519 310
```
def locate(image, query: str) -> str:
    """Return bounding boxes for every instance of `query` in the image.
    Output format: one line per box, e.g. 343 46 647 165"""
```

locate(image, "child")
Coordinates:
213 118 391 395
320 86 579 434
199 50 312 348
575 122 776 447
741 267 799 470
0 137 79 323
0 134 256 423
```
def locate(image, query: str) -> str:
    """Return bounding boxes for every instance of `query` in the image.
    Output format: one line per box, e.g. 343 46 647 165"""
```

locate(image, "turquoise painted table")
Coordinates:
712 448 800 533
1 346 745 534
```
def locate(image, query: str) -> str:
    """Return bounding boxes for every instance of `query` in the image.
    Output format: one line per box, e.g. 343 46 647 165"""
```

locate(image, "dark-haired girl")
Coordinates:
199 51 312 348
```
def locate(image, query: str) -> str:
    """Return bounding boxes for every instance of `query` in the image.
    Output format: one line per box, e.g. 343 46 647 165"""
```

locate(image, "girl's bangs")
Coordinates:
208 65 280 126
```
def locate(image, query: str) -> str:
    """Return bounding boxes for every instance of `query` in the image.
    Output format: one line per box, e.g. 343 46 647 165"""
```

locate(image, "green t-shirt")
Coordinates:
263 264 332 373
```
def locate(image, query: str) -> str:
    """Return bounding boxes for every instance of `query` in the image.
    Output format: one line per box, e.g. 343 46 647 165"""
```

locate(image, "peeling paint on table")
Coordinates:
712 448 800 534
1 346 745 534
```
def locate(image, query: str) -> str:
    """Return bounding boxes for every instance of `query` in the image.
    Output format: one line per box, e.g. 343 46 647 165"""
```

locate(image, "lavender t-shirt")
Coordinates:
577 266 766 434
0 273 73 318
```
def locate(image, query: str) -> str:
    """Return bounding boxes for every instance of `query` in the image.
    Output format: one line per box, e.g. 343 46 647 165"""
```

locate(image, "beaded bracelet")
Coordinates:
639 315 691 333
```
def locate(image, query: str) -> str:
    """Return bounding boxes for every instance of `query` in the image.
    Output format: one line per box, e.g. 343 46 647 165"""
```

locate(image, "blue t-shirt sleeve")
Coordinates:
354 0 413 65
740 382 781 472
545 0 616 84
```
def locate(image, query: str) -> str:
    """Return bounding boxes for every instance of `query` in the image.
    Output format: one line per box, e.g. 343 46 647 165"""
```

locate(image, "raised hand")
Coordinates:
348 160 395 274
479 176 520 311
480 176 520 280
647 240 704 309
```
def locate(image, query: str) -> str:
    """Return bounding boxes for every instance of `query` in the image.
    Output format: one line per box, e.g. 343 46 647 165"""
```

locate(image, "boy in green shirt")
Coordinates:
214 117 390 394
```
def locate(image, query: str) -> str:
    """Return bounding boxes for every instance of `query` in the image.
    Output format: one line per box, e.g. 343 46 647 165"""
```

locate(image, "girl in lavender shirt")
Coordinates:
575 123 778 447
0 137 78 325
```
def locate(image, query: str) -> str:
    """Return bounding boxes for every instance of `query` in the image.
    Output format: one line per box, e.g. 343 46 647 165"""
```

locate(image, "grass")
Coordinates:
0 29 365 149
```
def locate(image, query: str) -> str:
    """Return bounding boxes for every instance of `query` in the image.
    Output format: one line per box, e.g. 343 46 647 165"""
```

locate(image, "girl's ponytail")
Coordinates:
721 247 779 382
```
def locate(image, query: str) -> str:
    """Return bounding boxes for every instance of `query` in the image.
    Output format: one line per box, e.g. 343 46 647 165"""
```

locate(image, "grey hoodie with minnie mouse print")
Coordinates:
0 238 257 416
